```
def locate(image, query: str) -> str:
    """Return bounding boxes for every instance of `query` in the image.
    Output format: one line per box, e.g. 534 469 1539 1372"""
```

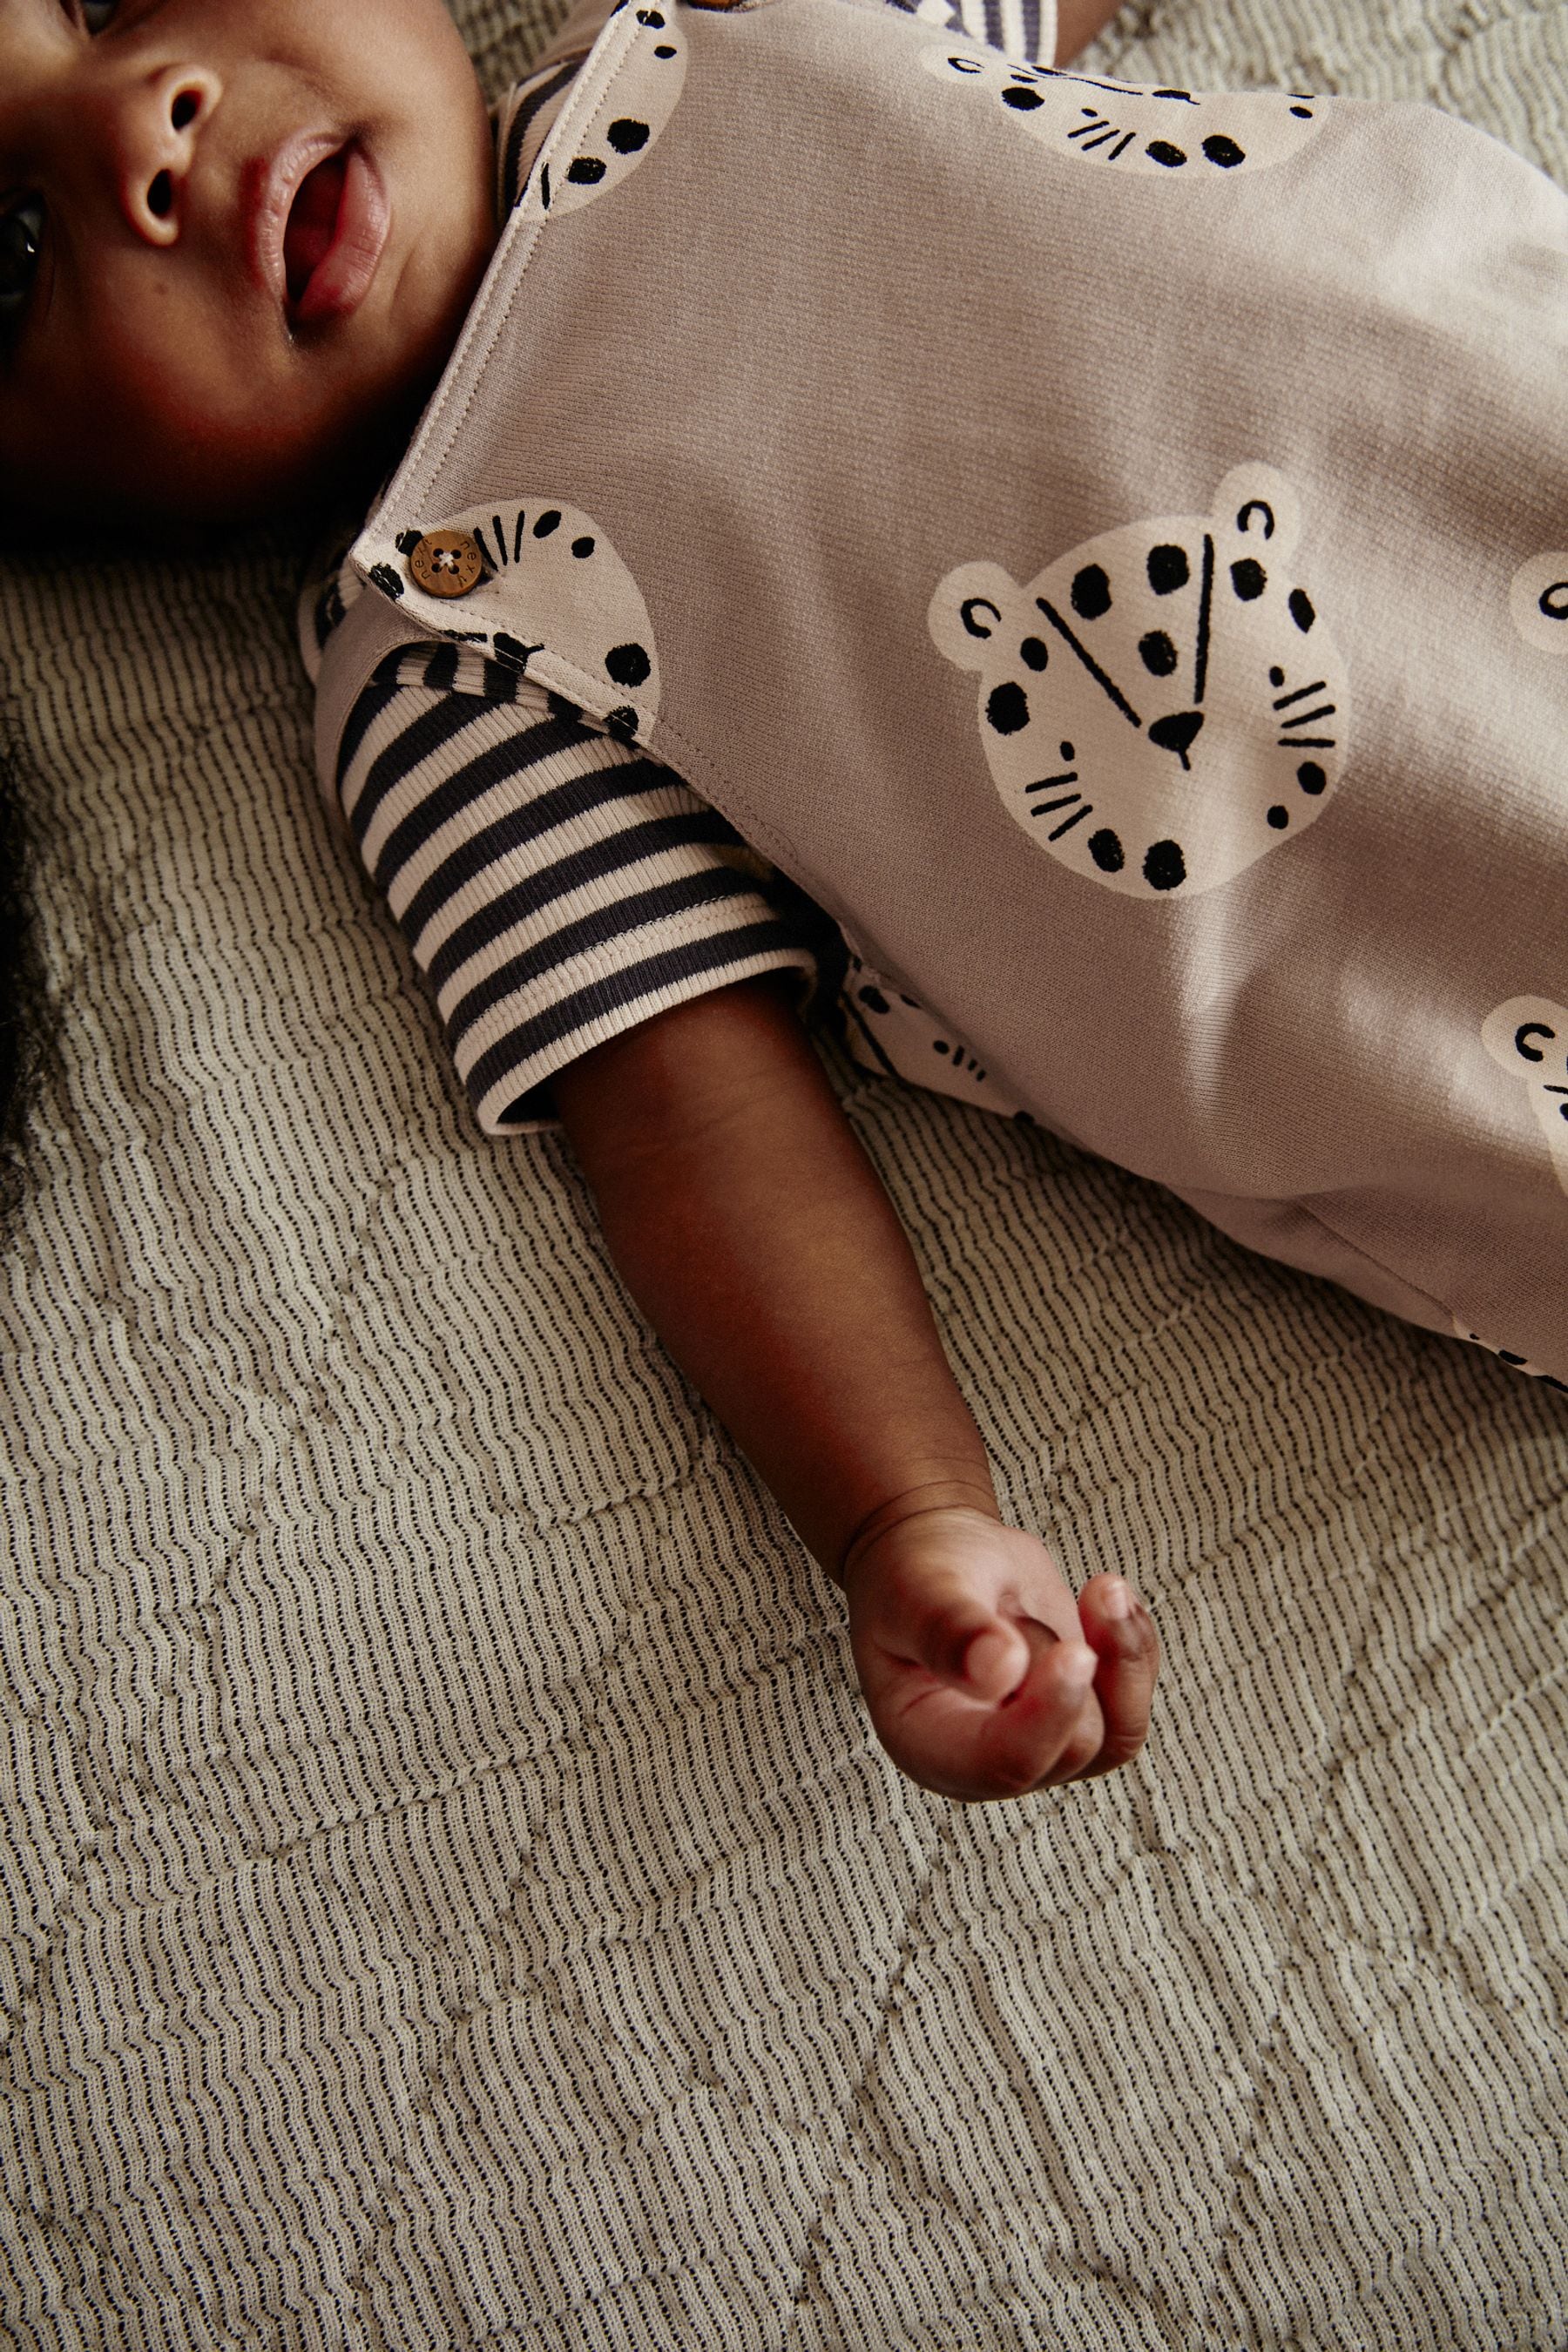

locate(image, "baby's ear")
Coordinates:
1483 996 1568 1077
1212 463 1301 560
928 560 1021 672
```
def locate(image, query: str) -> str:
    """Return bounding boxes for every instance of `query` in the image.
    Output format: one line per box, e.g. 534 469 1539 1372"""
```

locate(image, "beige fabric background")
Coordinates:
1 3 1565 2346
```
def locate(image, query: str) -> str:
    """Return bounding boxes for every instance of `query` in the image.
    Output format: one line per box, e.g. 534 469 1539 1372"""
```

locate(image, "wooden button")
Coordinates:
408 529 484 598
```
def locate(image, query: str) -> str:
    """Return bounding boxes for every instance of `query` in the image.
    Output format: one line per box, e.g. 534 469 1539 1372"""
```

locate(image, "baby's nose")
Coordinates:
110 64 223 247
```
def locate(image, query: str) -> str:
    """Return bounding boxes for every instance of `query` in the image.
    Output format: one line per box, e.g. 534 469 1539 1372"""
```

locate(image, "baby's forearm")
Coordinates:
552 977 998 1578
556 978 1159 1801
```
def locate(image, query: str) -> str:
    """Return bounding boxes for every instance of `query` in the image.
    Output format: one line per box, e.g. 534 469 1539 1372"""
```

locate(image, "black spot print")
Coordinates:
1071 564 1112 619
1019 636 1050 671
608 119 651 154
534 510 561 537
1290 105 1313 118
987 681 1031 734
605 642 652 687
1231 558 1267 601
1269 665 1285 686
1143 840 1186 889
1060 740 1075 760
492 632 542 671
1297 761 1327 794
568 157 606 185
369 563 404 599
1539 581 1568 620
1090 828 1125 874
1202 134 1245 167
934 1039 951 1056
1152 87 1193 100
1147 544 1189 595
1146 141 1187 167
571 536 596 558
947 53 983 73
1139 630 1179 677
1004 86 1044 111
1267 805 1289 829
1288 587 1316 632
635 6 665 20
395 529 423 556
606 707 639 742
857 985 889 1014
655 44 675 57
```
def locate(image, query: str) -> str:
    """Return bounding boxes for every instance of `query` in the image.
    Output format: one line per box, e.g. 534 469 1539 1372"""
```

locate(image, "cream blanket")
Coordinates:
2 2 1565 2344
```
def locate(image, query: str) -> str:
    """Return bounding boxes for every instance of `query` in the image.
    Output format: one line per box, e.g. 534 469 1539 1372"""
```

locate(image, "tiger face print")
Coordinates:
929 464 1350 898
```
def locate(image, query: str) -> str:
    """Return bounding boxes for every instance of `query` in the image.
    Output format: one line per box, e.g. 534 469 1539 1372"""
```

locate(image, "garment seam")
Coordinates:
360 3 646 540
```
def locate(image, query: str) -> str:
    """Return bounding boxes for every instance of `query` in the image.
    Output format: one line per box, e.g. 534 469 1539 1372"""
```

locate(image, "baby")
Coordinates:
4 0 1565 1802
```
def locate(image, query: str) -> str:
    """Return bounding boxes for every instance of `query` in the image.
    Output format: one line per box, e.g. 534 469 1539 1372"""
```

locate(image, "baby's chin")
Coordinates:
3 382 427 545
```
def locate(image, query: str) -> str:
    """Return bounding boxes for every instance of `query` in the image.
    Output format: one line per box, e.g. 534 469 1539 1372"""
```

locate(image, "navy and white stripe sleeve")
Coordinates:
880 0 1058 64
336 645 832 1133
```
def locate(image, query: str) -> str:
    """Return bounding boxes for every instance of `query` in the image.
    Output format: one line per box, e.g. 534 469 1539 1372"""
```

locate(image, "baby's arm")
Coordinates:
553 977 1158 1801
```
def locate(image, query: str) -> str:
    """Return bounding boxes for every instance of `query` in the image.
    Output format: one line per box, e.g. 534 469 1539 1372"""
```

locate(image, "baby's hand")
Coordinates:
841 1507 1158 1802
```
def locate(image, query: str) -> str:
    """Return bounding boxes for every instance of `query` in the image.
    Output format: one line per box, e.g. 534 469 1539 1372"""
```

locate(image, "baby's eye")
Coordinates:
80 2 121 28
0 198 45 323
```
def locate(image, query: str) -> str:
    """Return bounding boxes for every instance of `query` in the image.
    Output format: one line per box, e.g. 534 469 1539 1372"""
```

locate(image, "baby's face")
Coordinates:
0 0 497 524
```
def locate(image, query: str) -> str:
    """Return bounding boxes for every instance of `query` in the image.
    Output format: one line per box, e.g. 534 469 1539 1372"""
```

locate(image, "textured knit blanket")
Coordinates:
1 3 1565 2346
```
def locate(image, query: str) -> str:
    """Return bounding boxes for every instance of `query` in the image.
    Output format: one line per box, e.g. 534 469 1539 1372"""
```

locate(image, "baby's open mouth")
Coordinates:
277 142 390 328
283 152 348 307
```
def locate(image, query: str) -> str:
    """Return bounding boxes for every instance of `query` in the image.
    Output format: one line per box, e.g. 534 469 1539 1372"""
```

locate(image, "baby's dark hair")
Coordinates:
0 740 51 1228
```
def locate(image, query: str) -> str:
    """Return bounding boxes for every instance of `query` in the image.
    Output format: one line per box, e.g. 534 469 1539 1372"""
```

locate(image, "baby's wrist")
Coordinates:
838 1482 1001 1589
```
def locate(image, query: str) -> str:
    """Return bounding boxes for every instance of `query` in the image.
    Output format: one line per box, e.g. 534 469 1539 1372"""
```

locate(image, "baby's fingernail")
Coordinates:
1102 1578 1134 1621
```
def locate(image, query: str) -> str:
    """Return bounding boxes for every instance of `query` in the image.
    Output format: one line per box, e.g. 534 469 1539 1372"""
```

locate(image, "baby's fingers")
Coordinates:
1075 1575 1159 1778
862 1552 1035 1701
881 1627 1103 1801
970 1630 1105 1796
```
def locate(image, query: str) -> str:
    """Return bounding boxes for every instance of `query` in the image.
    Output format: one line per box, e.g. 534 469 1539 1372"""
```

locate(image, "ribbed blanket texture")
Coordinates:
1 2 1565 2344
